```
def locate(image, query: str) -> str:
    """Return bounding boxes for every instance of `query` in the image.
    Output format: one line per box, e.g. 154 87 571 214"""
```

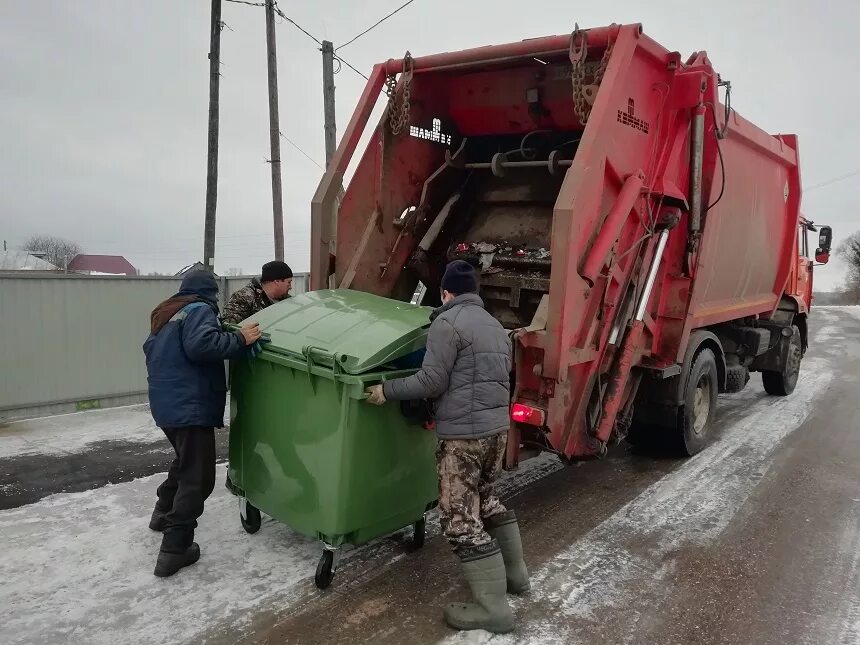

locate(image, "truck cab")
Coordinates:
790 217 832 317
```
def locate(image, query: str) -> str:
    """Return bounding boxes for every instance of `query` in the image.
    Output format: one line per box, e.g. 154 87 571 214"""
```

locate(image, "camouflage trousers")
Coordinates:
436 432 508 549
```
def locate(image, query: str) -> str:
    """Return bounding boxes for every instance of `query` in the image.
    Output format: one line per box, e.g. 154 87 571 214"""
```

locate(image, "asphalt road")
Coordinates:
1 308 857 645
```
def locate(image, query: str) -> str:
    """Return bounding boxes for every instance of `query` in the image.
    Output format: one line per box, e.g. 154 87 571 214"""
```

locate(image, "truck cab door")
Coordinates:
795 223 813 309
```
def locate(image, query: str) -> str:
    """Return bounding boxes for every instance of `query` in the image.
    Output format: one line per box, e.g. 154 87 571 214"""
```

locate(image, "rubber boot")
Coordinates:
149 507 167 532
154 543 200 577
443 540 515 634
154 530 200 577
486 511 530 594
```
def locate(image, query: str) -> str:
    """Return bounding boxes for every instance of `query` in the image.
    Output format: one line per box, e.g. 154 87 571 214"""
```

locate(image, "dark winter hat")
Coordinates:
441 260 478 295
261 260 293 283
177 270 218 303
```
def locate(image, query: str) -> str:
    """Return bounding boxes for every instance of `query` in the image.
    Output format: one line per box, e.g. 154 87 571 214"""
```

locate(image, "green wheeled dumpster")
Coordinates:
227 289 438 588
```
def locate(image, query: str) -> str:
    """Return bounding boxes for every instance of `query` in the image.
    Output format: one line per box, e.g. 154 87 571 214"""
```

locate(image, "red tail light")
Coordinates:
511 403 546 426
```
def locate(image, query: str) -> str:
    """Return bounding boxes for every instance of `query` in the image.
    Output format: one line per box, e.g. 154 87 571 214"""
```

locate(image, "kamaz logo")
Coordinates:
618 98 650 134
410 118 453 145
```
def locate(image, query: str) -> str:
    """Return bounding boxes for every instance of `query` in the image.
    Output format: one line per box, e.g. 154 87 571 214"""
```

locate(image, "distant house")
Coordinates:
68 254 138 276
0 250 61 272
175 262 218 277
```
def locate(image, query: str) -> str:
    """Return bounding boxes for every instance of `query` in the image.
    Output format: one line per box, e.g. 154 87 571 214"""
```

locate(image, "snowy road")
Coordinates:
1 308 858 645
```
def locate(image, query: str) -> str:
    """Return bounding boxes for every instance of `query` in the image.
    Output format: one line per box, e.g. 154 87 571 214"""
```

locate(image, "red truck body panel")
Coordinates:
311 24 810 462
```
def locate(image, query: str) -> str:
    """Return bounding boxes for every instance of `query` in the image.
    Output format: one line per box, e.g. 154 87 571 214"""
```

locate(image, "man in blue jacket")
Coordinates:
143 270 260 577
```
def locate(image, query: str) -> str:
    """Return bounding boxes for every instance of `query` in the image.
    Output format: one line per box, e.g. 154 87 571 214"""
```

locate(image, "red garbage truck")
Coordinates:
309 23 833 465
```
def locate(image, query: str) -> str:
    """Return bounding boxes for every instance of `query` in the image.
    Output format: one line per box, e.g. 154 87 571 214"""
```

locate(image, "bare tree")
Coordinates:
837 231 860 303
24 235 82 270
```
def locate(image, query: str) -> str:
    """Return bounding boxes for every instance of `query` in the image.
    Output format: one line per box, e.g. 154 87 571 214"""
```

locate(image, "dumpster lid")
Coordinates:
247 289 432 374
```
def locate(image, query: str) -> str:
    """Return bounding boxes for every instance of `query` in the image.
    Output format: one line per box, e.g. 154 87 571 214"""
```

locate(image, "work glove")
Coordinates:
365 384 386 406
249 341 264 359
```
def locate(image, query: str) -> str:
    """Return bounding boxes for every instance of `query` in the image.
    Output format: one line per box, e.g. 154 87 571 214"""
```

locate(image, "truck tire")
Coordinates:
677 348 719 456
724 364 749 394
762 325 801 396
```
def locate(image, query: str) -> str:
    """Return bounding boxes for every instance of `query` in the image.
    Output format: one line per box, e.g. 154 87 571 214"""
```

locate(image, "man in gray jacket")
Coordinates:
365 260 529 634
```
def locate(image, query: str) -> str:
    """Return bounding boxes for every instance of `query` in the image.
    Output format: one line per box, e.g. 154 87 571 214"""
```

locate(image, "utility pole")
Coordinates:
265 0 285 261
321 41 341 288
203 0 221 273
321 41 337 167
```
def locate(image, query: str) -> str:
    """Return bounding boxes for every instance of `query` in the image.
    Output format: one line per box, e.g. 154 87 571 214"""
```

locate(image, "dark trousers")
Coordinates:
155 426 216 552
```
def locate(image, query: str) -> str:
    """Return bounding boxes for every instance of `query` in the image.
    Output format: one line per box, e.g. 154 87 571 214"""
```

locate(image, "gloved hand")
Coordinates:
365 384 386 406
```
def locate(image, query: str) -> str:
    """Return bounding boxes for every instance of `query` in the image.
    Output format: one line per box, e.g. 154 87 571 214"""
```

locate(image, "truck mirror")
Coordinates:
815 225 833 263
818 226 833 252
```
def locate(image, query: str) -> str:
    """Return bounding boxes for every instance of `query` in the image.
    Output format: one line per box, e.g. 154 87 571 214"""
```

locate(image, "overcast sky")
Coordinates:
1 1 857 289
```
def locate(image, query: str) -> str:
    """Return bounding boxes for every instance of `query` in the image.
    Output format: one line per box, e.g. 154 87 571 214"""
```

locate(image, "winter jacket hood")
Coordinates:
150 271 220 335
177 270 219 305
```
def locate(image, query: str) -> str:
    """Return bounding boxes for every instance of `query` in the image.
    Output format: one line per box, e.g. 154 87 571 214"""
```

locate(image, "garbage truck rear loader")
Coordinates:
310 24 833 465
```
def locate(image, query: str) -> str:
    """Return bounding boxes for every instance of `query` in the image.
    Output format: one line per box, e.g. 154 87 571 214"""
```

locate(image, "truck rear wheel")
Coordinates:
762 325 801 396
677 348 719 456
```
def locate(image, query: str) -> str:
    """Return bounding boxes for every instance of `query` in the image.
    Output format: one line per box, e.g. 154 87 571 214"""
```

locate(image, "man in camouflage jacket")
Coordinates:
222 261 292 496
222 261 293 324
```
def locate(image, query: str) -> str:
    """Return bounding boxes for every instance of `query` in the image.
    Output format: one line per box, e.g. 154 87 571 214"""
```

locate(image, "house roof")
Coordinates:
68 254 138 276
0 250 61 271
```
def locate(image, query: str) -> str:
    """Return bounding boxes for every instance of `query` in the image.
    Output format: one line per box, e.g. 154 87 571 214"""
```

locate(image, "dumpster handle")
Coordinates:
304 346 349 368
304 347 320 394
303 346 349 394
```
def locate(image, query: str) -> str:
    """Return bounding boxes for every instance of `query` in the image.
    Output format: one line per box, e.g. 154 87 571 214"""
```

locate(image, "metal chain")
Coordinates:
570 27 588 123
570 26 614 125
385 52 413 135
595 37 613 86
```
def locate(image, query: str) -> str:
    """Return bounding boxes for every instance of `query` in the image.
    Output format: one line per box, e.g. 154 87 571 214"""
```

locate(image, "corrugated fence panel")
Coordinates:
0 273 308 420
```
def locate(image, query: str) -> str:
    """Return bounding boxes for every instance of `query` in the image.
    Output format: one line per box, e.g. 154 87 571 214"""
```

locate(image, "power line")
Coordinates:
804 169 860 193
224 0 369 80
337 0 417 51
333 55 369 80
270 4 369 79
271 3 322 46
279 131 325 170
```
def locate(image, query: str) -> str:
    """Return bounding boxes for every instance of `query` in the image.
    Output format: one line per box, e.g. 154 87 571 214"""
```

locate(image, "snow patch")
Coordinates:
0 401 229 459
0 405 161 458
0 439 565 644
0 466 320 645
836 306 860 325
828 507 860 645
815 324 845 342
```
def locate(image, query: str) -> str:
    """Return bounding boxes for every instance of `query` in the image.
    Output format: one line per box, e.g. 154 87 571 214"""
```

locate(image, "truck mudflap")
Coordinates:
752 324 800 374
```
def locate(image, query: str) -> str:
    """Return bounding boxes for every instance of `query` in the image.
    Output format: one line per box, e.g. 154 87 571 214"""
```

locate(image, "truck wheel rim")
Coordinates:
693 376 711 434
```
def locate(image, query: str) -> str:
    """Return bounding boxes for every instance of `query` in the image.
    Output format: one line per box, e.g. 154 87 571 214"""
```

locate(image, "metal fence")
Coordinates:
0 272 308 420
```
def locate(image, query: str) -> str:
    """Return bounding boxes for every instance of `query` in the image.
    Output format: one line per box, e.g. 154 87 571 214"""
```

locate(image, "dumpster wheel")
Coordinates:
315 550 336 589
240 500 262 534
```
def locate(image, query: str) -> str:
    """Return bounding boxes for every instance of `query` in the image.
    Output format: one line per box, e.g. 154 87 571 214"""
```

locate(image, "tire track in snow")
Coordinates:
441 357 833 645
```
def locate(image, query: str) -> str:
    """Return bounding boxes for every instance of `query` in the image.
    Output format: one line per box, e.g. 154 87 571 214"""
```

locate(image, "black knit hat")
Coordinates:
260 261 293 283
441 260 478 295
